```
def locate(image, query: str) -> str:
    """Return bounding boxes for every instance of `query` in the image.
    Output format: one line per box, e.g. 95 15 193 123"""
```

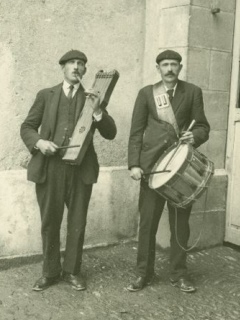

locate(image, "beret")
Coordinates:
156 50 182 64
59 50 88 65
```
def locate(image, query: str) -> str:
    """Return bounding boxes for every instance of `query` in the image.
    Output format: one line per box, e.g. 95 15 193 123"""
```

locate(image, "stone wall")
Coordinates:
144 0 236 248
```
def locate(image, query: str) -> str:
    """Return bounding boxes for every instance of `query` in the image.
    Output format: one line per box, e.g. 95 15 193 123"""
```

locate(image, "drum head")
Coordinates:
149 144 189 189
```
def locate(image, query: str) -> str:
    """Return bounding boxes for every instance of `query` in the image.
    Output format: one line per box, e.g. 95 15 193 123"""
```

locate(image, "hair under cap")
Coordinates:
156 50 182 64
59 50 88 65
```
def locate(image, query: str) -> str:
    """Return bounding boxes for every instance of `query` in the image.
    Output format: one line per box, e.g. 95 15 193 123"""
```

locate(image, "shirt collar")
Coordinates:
62 80 80 91
164 82 178 96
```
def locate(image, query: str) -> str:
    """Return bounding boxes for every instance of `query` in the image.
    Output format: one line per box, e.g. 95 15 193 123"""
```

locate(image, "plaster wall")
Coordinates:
0 0 145 170
0 0 145 258
0 168 139 258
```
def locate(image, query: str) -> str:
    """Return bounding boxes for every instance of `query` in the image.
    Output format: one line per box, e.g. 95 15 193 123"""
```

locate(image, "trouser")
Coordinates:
137 180 192 281
35 156 92 277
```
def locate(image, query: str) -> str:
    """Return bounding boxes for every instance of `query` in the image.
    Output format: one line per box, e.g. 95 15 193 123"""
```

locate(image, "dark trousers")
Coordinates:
35 156 92 278
137 180 191 281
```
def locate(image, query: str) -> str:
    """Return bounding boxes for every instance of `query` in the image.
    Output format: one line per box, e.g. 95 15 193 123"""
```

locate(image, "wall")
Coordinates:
0 168 139 258
0 0 145 170
0 0 236 258
0 0 144 258
144 0 235 248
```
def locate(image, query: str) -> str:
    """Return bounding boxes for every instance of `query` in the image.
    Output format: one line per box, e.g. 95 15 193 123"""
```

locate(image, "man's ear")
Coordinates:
156 64 160 73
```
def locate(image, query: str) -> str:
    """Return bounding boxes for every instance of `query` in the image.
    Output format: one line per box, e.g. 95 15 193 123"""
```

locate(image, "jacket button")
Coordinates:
164 140 168 144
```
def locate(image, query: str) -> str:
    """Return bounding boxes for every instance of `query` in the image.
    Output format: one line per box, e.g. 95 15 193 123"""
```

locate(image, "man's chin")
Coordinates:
164 76 177 83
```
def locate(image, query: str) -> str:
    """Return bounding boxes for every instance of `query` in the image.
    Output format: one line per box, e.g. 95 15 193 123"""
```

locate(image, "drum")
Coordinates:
148 143 214 208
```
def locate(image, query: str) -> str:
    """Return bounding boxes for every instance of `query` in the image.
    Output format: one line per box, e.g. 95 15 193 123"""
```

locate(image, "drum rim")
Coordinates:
149 143 192 189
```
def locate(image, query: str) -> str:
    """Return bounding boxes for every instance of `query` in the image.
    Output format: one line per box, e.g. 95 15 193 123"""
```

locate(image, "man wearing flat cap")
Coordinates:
20 49 117 291
127 49 210 293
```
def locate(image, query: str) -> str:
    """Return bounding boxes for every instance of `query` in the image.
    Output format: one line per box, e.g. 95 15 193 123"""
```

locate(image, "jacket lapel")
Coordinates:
48 83 62 136
75 85 86 124
171 80 185 113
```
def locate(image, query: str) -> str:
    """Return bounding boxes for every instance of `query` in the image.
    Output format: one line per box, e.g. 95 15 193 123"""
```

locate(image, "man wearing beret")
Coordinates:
127 50 210 293
20 50 117 291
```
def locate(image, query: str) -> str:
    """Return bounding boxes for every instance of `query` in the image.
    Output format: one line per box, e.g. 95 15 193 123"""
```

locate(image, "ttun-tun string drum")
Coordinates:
148 143 214 208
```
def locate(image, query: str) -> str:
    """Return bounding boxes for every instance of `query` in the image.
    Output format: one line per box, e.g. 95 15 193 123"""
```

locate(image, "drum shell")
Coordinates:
149 144 214 208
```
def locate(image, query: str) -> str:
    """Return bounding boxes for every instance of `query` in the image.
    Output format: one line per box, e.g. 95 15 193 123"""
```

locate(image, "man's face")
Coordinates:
156 59 182 84
62 59 86 84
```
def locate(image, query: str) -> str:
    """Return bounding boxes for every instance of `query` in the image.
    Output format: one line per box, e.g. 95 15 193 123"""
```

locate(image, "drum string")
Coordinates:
174 187 209 252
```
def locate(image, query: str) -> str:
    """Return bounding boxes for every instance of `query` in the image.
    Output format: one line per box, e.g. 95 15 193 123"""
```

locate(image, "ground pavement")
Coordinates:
0 242 239 320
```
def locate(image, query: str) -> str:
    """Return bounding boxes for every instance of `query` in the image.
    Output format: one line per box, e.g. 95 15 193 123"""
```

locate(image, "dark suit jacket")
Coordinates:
20 83 117 184
128 80 210 175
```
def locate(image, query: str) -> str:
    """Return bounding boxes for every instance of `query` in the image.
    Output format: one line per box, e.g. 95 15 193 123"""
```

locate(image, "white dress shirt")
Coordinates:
164 82 178 97
62 80 102 121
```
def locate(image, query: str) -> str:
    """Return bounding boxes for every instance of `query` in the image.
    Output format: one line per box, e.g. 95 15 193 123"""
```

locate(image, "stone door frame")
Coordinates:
225 0 240 245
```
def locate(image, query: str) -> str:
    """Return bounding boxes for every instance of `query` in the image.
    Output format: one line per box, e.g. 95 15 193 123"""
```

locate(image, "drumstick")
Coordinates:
162 119 196 171
57 145 80 150
185 119 196 132
144 170 171 176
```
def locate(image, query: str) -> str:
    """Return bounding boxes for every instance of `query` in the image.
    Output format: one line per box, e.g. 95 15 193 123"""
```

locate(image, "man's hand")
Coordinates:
36 139 58 156
130 167 143 181
85 88 102 115
179 131 195 144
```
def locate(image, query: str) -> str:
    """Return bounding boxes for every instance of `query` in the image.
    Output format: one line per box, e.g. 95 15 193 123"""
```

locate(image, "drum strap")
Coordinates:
174 187 209 252
153 82 179 137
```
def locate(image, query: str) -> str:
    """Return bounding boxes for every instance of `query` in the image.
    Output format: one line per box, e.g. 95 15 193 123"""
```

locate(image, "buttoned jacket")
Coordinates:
128 80 210 175
21 83 117 184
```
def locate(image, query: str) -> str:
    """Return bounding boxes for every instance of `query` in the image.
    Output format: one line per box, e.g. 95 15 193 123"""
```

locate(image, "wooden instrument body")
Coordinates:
62 70 119 165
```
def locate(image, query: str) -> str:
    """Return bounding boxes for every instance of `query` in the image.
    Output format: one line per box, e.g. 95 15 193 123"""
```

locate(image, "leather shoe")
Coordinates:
170 277 196 293
62 272 86 291
32 275 60 291
127 276 146 292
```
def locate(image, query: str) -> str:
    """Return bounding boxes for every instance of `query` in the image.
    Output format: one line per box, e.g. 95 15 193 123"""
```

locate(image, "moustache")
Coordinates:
165 72 175 76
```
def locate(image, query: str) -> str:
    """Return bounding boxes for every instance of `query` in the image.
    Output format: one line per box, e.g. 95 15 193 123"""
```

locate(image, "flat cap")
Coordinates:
59 50 88 65
156 50 182 64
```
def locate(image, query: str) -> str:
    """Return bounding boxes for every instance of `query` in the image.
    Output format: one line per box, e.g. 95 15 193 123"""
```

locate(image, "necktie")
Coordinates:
167 89 174 102
67 85 74 101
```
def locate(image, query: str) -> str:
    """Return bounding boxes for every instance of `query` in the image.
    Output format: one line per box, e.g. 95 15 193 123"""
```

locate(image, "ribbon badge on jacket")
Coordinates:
153 83 179 137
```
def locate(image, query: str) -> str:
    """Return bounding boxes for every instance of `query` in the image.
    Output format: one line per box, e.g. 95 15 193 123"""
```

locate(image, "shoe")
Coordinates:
126 276 146 292
170 277 196 293
62 272 86 291
32 275 60 291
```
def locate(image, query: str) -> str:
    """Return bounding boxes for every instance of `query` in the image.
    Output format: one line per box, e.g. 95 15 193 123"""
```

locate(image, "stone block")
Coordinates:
189 7 212 49
86 167 139 245
192 171 228 212
158 6 190 48
161 0 191 9
191 0 211 8
209 51 232 91
198 130 227 169
203 90 229 130
187 48 211 89
156 172 227 249
210 12 234 51
189 7 234 51
189 210 225 248
192 0 236 12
